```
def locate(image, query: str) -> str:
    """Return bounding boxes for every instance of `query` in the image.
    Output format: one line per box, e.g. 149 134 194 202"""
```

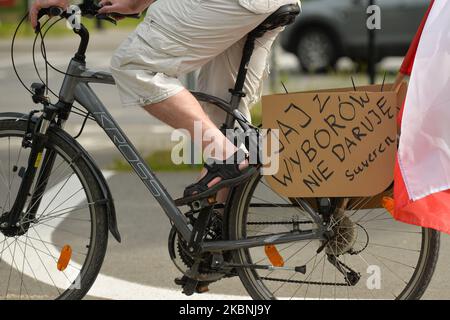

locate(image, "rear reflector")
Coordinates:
264 245 284 267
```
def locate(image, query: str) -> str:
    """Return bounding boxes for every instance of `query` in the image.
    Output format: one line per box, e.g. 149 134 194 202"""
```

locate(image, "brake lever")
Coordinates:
95 13 117 25
35 7 64 34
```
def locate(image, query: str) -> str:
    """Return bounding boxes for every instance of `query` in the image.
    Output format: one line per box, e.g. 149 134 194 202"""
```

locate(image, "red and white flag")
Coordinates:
393 0 450 233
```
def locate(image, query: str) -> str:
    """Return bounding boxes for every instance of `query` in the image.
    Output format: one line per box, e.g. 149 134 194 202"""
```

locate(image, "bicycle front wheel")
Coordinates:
228 174 440 300
0 119 108 300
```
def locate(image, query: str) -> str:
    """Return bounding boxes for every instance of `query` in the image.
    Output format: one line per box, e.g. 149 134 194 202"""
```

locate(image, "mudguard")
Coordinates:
0 112 121 242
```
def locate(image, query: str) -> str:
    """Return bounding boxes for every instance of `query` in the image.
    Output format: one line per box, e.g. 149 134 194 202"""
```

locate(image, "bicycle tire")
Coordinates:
0 119 108 300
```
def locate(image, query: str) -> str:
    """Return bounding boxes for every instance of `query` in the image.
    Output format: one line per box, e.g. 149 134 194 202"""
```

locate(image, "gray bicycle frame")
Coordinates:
57 57 326 252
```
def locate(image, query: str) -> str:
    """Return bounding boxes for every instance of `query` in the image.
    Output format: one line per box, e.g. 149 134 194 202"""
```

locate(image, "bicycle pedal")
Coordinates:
175 194 217 209
186 197 217 212
174 276 210 296
182 277 198 296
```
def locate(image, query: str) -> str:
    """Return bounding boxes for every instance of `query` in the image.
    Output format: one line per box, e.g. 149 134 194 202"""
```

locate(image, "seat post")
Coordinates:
223 3 301 129
225 33 257 128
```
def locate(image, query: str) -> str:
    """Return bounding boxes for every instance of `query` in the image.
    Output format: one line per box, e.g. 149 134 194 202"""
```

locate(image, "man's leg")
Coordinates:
198 28 282 125
197 28 283 201
110 0 279 193
143 89 248 190
143 89 234 159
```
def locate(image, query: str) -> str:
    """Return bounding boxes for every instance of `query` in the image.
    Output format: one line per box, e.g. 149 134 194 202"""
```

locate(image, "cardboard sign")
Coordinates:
262 83 406 198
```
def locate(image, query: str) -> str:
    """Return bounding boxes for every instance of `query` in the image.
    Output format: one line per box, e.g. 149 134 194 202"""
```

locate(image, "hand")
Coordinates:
29 0 69 28
98 0 153 15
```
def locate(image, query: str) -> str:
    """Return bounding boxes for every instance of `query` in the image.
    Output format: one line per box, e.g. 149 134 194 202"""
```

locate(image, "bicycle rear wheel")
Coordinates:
0 119 108 300
228 174 440 300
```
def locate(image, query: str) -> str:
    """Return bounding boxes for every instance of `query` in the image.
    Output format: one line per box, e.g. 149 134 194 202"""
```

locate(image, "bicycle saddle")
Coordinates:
252 3 301 37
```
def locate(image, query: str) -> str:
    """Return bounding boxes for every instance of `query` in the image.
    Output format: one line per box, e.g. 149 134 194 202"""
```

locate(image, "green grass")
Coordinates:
250 101 262 126
109 149 202 172
0 9 143 39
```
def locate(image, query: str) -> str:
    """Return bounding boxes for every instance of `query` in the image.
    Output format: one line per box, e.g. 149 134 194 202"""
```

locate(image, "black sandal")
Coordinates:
174 150 257 206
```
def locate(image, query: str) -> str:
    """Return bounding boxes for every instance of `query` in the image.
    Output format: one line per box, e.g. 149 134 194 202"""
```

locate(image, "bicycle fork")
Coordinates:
0 98 58 233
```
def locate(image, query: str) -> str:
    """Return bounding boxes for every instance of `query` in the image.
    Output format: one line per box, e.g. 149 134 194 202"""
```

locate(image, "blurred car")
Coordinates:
280 0 430 72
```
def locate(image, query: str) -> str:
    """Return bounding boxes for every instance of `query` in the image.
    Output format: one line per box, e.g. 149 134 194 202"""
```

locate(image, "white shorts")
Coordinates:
110 0 299 125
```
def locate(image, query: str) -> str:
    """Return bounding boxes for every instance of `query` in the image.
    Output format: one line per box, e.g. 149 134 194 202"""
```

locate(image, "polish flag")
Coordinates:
393 0 450 233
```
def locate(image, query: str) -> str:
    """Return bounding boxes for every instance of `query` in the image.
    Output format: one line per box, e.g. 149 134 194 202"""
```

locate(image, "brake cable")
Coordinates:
36 18 96 122
11 10 97 127
11 12 34 95
33 17 54 97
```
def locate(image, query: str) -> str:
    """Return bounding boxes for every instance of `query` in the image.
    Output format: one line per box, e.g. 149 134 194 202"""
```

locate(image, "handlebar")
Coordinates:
36 3 140 31
37 6 66 21
36 3 141 62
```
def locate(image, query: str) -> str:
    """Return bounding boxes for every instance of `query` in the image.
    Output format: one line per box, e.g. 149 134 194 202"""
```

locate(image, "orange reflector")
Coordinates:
382 197 395 216
57 245 72 272
264 245 284 267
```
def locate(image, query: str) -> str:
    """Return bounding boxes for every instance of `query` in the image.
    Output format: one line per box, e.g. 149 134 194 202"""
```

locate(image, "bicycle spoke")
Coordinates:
5 238 18 299
24 158 76 219
364 227 421 234
0 161 10 190
29 227 76 285
358 241 420 253
39 187 84 219
356 210 391 225
360 251 400 298
37 221 91 240
15 235 46 298
19 234 28 299
8 137 11 211
37 174 75 220
289 253 324 300
22 234 87 258
24 201 93 226
24 236 61 295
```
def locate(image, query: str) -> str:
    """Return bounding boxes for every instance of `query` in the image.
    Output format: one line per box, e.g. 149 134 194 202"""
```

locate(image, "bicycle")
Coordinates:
0 3 439 300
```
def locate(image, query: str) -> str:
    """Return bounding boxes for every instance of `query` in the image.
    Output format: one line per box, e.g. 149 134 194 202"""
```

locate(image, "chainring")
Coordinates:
168 210 225 281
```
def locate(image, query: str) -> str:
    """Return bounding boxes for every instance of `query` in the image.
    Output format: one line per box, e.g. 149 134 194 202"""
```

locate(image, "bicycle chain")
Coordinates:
247 221 362 287
260 276 350 287
247 220 314 225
